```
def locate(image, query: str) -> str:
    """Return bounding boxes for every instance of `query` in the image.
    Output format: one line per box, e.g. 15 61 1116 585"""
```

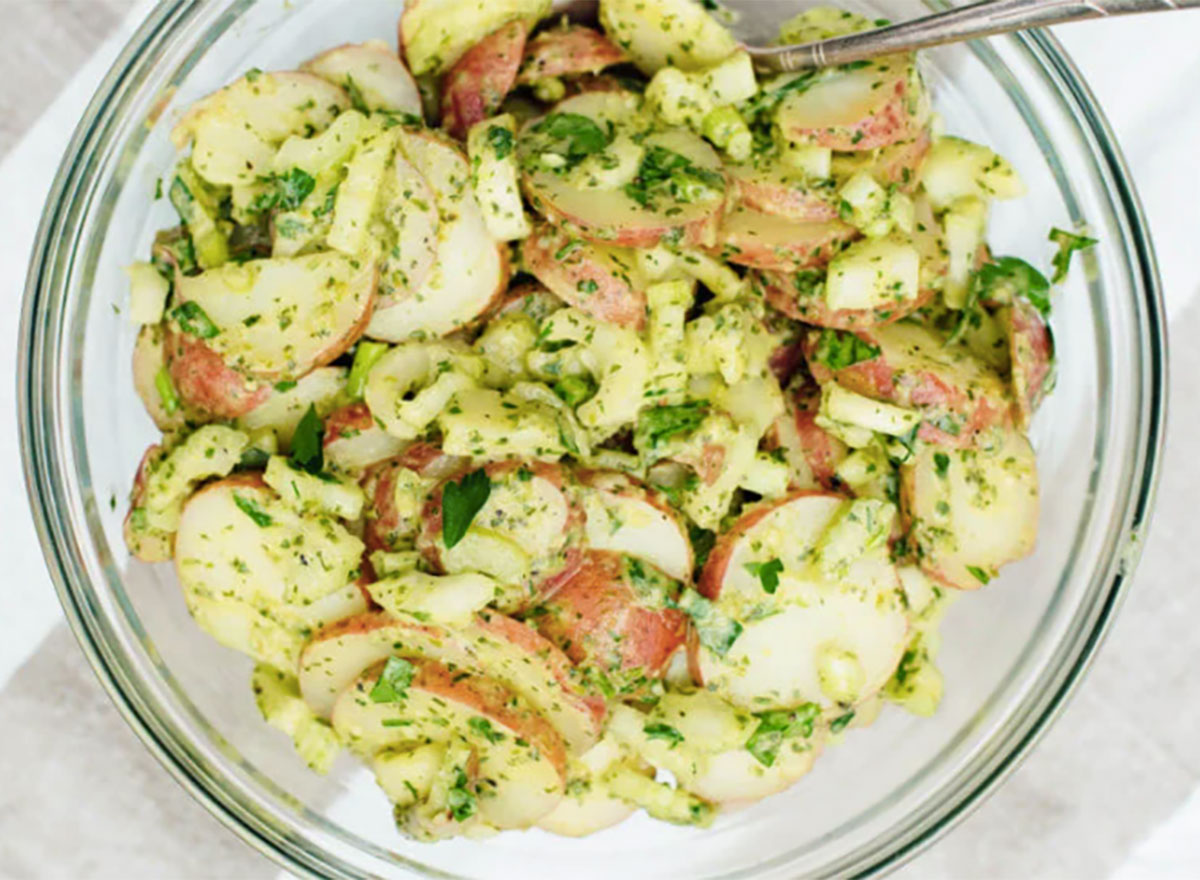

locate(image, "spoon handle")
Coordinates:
748 0 1200 71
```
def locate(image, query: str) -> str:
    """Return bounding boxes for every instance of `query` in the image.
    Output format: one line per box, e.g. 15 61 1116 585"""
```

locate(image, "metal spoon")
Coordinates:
744 0 1200 72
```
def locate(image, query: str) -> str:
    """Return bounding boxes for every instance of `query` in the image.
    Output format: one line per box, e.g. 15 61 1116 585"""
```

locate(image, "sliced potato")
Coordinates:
536 550 687 690
757 269 934 331
519 92 726 249
830 129 932 190
367 130 508 341
361 451 443 552
695 492 908 711
381 151 440 297
174 253 377 382
518 24 626 84
598 0 737 74
521 225 645 329
165 328 269 419
174 475 364 607
442 21 527 140
919 135 1026 210
1006 300 1054 430
776 54 928 152
323 402 409 472
302 41 422 115
171 71 351 186
901 425 1039 590
467 114 531 241
715 204 857 273
132 323 189 431
400 0 551 76
763 381 847 490
578 471 692 581
237 366 347 447
124 445 173 562
728 159 840 223
300 610 605 752
332 659 566 829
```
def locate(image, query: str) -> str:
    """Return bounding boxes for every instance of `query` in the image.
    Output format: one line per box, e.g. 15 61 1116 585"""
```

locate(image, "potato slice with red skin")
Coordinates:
520 92 726 249
536 550 688 688
302 41 422 115
728 162 840 224
1007 300 1054 431
418 460 585 592
776 55 928 152
323 402 408 474
576 470 693 582
124 445 173 562
521 225 646 330
333 659 566 829
442 20 528 140
900 425 1039 591
362 443 469 552
165 328 268 420
756 270 934 331
805 321 1012 447
830 129 932 191
763 382 847 491
132 324 189 431
300 609 604 752
517 25 626 84
714 205 857 273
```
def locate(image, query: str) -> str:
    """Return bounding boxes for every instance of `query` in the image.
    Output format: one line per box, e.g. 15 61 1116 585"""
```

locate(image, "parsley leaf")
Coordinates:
745 704 820 767
635 401 708 451
369 656 416 703
253 167 316 214
170 301 220 339
643 722 685 748
975 256 1051 317
233 493 273 527
933 452 950 478
744 558 783 594
467 716 506 744
966 565 992 585
290 405 325 475
441 469 492 550
674 588 742 656
1048 227 1097 284
829 711 856 733
530 112 610 164
486 125 515 159
812 328 880 370
447 767 477 821
623 145 725 210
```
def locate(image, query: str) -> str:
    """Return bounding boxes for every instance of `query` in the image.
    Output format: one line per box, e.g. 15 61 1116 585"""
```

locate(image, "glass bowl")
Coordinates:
18 0 1166 876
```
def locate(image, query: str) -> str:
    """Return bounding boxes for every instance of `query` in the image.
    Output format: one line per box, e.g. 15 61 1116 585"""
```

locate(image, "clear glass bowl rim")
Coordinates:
16 1 1168 877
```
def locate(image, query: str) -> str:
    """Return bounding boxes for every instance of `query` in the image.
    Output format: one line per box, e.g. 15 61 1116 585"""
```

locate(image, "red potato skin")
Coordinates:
441 20 527 140
872 129 932 189
697 490 842 602
474 611 608 728
165 329 269 419
521 225 646 330
124 445 172 563
730 172 839 224
417 460 586 587
756 269 935 331
803 330 1010 447
534 550 687 683
1009 300 1054 430
517 25 626 84
575 469 696 577
782 75 926 152
763 383 847 491
896 468 980 592
529 193 722 251
713 214 858 273
323 402 375 446
361 442 467 552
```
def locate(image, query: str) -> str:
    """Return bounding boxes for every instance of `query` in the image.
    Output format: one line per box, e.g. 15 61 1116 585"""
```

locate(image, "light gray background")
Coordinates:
3 2 1199 878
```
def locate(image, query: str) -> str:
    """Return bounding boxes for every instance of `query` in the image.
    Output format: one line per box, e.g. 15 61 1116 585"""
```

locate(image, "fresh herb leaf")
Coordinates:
829 711 855 733
273 380 298 393
623 145 725 210
530 112 610 164
447 766 477 821
369 656 416 703
745 704 820 767
674 588 742 656
233 493 273 527
441 470 492 550
635 401 708 451
486 125 514 159
253 167 316 214
744 558 783 595
552 374 596 406
343 74 369 113
290 405 325 475
643 722 685 748
1048 227 1097 284
933 452 950 478
975 256 1051 317
154 366 180 415
812 328 880 370
741 70 819 120
467 716 506 744
170 301 220 339
966 565 992 585
689 525 716 573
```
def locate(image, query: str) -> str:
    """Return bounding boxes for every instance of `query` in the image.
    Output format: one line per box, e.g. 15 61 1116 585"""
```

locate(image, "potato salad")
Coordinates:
122 0 1094 842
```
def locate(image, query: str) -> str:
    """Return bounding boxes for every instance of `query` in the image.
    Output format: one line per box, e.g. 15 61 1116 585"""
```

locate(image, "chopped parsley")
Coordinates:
447 766 477 821
744 558 783 595
623 145 725 210
170 301 220 339
467 717 506 744
253 167 316 214
635 401 708 451
745 704 820 767
966 565 992 585
290 405 325 475
674 588 742 657
528 112 611 167
486 124 515 159
812 328 880 370
643 722 685 748
369 656 416 703
232 493 273 527
1048 227 1097 284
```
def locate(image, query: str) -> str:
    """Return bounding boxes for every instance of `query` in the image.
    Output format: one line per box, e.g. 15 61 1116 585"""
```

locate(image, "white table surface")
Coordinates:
2 4 1200 878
